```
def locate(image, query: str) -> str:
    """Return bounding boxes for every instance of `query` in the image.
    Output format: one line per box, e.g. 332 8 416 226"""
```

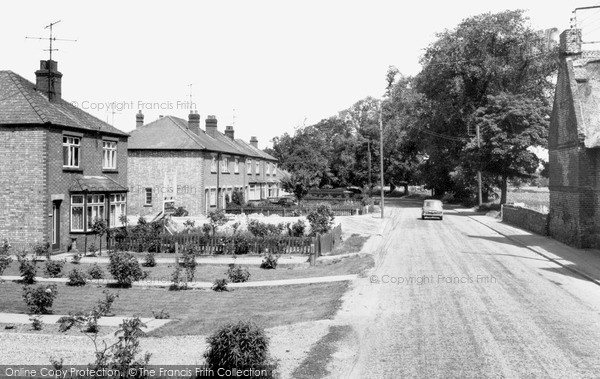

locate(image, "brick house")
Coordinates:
127 111 279 216
549 28 600 248
0 60 129 252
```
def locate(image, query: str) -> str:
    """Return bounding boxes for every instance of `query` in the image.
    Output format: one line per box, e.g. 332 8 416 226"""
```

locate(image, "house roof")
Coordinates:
0 71 128 137
69 176 128 193
129 115 277 161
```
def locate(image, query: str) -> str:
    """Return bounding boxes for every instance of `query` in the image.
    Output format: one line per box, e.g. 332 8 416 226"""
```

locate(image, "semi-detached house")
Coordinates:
127 111 279 216
0 60 129 252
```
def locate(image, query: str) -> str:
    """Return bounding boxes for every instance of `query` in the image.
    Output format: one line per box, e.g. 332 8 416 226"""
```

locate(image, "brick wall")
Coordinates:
47 128 128 251
502 205 549 236
128 150 205 216
0 126 47 248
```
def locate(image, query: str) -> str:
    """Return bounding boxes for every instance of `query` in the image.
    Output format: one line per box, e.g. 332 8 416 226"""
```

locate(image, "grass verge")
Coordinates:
291 325 354 379
0 281 350 337
328 234 370 256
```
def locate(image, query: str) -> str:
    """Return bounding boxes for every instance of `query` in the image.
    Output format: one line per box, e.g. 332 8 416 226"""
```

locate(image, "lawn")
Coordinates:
0 280 350 337
1 254 373 283
506 187 549 211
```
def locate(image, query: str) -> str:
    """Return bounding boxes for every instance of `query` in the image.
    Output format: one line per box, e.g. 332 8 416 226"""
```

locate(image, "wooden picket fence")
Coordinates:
109 224 343 258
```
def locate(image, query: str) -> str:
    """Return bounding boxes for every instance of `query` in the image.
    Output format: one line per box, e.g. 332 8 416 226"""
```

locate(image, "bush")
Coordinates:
23 284 58 314
108 251 145 287
179 246 198 282
204 321 271 373
67 268 87 286
247 219 281 238
173 206 189 217
169 264 185 291
87 264 105 280
227 264 251 283
33 242 50 259
290 219 306 237
96 290 118 316
307 204 335 236
260 253 278 270
30 315 44 331
142 253 156 267
44 260 65 278
212 278 229 292
19 257 37 284
0 239 13 276
71 253 82 264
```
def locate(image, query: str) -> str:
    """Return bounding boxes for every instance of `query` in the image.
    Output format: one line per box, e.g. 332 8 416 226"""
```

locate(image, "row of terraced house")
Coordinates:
0 60 280 252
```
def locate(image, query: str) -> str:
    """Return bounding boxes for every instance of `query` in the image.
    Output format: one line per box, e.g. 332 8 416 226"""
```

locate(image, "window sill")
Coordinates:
63 167 83 173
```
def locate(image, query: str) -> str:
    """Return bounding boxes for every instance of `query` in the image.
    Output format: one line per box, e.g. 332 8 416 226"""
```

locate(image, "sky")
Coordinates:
2 1 599 148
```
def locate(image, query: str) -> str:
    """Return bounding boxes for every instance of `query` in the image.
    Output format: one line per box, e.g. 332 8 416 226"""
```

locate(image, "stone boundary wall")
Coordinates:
502 205 549 236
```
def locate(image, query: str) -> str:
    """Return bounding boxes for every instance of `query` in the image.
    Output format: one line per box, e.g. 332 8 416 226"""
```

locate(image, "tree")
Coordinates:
413 10 557 197
464 93 550 203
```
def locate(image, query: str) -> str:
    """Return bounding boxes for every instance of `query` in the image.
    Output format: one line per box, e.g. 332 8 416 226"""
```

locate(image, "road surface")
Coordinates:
331 198 600 378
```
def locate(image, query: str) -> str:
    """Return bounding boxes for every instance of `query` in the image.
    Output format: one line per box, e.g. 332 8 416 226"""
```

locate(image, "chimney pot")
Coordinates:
205 115 218 138
136 110 144 128
225 125 235 140
35 60 62 101
188 111 201 134
250 136 258 148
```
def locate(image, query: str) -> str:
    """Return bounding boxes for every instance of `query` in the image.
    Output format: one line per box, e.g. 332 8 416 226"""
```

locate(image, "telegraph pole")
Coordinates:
477 124 483 206
379 103 385 219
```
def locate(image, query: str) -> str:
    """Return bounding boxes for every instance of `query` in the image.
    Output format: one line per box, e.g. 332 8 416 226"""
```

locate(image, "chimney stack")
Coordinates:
205 115 218 138
225 125 235 140
188 110 200 134
250 136 258 148
35 60 62 101
136 110 144 128
559 28 582 56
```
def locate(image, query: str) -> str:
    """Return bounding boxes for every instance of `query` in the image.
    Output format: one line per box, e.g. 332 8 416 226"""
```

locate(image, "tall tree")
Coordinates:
413 9 557 197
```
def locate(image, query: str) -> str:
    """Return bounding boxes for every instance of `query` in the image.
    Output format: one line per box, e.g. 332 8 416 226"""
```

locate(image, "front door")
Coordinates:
52 201 60 250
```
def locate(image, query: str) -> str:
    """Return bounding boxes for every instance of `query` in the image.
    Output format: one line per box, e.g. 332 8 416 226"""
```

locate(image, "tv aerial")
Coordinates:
26 20 77 61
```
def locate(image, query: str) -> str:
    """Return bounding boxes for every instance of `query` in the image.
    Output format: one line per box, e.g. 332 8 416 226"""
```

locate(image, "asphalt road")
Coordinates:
339 198 600 379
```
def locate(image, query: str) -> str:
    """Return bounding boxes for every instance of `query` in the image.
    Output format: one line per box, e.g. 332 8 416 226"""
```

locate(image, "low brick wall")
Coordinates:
501 205 549 236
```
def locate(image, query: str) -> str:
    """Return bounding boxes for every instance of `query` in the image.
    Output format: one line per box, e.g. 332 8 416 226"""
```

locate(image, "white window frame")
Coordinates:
234 158 239 174
246 159 252 175
267 162 271 176
210 188 217 206
211 155 218 173
221 155 229 173
86 194 105 230
273 163 277 177
103 141 117 169
70 195 85 232
63 136 80 168
255 160 260 175
109 193 127 227
144 188 152 206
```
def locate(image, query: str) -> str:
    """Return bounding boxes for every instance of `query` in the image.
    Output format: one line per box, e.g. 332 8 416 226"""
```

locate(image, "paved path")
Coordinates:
330 198 600 378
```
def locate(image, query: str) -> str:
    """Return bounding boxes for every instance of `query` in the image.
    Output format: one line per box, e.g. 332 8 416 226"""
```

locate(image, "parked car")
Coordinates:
422 199 443 220
276 197 298 207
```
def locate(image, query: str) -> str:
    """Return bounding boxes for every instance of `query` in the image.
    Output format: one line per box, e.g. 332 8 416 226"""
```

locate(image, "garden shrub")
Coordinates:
29 315 44 331
260 253 278 270
142 253 156 267
307 203 335 236
179 249 198 283
18 256 37 284
108 251 145 287
22 284 58 314
247 219 281 238
211 278 229 292
33 242 50 259
67 268 87 286
204 320 272 373
233 234 251 255
169 264 185 291
226 264 251 283
88 243 98 257
96 290 119 316
0 239 13 276
87 264 105 280
71 253 82 264
207 210 229 236
290 219 306 237
44 260 65 278
173 206 189 217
